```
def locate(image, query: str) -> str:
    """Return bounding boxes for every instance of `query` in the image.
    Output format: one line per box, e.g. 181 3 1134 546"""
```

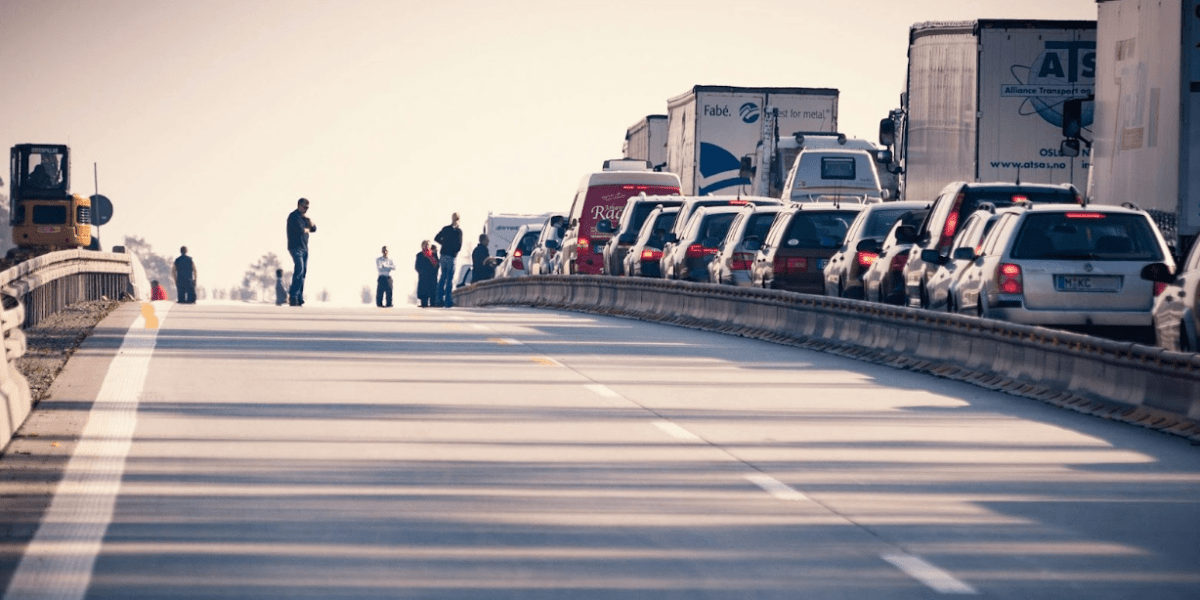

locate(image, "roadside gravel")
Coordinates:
13 299 122 402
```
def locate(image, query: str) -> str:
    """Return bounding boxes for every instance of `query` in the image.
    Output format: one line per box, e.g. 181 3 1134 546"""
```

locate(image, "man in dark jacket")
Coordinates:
471 234 500 282
172 246 197 304
286 197 317 306
433 213 462 308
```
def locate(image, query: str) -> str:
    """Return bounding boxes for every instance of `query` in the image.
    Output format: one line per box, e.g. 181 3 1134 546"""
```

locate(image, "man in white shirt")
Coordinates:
376 246 396 307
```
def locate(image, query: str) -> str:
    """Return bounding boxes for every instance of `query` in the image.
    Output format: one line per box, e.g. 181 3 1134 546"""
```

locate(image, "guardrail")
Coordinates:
0 249 142 452
456 276 1200 441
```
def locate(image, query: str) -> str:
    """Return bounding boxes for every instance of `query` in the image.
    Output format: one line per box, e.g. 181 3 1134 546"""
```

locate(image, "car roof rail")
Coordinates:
1120 202 1141 211
977 202 996 213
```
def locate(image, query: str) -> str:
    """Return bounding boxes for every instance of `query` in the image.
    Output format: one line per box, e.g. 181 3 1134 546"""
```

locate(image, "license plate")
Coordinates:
1055 275 1122 292
37 226 59 233
817 258 829 270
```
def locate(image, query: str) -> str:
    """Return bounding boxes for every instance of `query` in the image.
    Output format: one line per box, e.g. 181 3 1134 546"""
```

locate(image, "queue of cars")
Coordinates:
489 158 1197 352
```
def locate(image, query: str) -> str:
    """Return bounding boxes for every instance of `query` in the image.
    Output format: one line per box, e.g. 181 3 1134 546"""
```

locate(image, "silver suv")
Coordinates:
955 204 1173 340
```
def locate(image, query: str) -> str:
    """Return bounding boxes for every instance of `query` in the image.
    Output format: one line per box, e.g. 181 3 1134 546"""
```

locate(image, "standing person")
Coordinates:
274 269 287 306
471 234 499 282
415 240 439 308
286 197 317 306
433 213 462 308
172 246 197 304
376 246 395 307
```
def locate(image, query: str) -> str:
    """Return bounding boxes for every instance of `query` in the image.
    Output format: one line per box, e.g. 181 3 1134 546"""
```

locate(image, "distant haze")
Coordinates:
0 0 1096 302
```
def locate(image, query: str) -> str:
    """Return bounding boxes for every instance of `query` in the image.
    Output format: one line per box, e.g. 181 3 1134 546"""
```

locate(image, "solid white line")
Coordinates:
4 304 170 600
584 384 619 398
882 554 978 595
653 420 700 441
745 473 808 501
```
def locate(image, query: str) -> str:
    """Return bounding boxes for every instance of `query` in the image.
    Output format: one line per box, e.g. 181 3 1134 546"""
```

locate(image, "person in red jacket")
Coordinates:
150 280 167 301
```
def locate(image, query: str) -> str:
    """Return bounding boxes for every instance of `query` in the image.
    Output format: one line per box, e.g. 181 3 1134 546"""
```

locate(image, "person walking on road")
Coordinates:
433 213 462 308
286 197 317 306
415 240 439 308
471 234 499 283
376 246 396 307
172 246 197 304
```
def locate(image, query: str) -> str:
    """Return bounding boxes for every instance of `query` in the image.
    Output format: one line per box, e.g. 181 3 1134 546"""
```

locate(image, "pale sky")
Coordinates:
0 0 1097 302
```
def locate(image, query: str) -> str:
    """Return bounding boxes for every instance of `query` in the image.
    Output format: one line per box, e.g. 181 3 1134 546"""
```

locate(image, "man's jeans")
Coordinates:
289 248 307 304
437 255 456 307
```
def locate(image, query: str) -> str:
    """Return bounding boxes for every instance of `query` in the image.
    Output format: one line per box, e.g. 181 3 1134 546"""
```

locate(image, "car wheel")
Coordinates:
837 278 845 298
976 296 985 318
919 283 930 310
1181 320 1194 353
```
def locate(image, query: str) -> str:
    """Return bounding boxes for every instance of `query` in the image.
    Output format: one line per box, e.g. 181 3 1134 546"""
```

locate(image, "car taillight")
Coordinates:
578 237 590 251
512 257 524 270
1065 212 1106 219
856 251 878 268
641 248 662 261
889 254 907 271
731 252 755 271
938 191 965 251
685 243 718 258
998 263 1023 294
1154 282 1167 296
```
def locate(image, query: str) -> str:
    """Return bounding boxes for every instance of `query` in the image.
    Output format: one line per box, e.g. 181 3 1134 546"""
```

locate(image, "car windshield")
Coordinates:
863 208 914 238
1010 213 1164 261
782 211 858 249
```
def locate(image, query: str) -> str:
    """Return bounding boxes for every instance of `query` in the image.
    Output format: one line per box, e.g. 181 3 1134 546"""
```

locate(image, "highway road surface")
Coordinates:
0 301 1197 599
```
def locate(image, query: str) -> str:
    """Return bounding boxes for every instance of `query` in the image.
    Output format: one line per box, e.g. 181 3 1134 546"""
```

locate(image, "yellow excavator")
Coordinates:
7 144 91 261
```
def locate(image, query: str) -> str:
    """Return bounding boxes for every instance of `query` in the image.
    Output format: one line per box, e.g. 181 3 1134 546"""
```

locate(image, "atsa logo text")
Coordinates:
703 103 760 124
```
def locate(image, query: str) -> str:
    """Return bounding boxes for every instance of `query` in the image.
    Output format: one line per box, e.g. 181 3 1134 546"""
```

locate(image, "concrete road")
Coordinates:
0 301 1197 599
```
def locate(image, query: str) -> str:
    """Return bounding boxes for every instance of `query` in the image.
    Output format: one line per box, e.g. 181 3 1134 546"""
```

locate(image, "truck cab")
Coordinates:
9 144 91 255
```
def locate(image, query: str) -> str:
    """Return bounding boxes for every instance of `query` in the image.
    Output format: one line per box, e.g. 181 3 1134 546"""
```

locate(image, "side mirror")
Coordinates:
550 215 565 228
665 233 679 245
951 247 977 261
920 249 948 265
856 238 881 253
1060 138 1081 157
739 156 755 179
880 189 893 201
743 236 762 252
1062 97 1084 139
496 249 507 258
1140 262 1177 284
544 240 560 251
618 233 637 244
894 225 918 245
876 149 893 165
596 219 614 234
879 117 896 147
701 237 720 249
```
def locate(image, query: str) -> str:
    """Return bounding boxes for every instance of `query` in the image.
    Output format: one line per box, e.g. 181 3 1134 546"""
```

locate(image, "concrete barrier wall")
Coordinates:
456 276 1200 440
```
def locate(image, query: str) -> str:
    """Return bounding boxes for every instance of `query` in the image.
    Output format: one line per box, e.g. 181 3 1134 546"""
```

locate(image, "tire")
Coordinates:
1181 320 1195 353
919 283 930 310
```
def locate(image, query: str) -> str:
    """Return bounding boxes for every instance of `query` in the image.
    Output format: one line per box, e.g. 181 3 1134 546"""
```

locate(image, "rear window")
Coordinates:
623 201 682 234
32 205 67 225
962 188 1076 215
821 156 856 180
516 231 540 255
695 213 737 243
782 211 859 249
640 211 678 244
863 208 912 238
742 212 778 242
1010 213 1164 261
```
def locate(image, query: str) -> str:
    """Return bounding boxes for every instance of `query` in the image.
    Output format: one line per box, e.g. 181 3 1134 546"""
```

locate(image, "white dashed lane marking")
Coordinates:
745 473 809 502
653 420 700 441
882 554 978 595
